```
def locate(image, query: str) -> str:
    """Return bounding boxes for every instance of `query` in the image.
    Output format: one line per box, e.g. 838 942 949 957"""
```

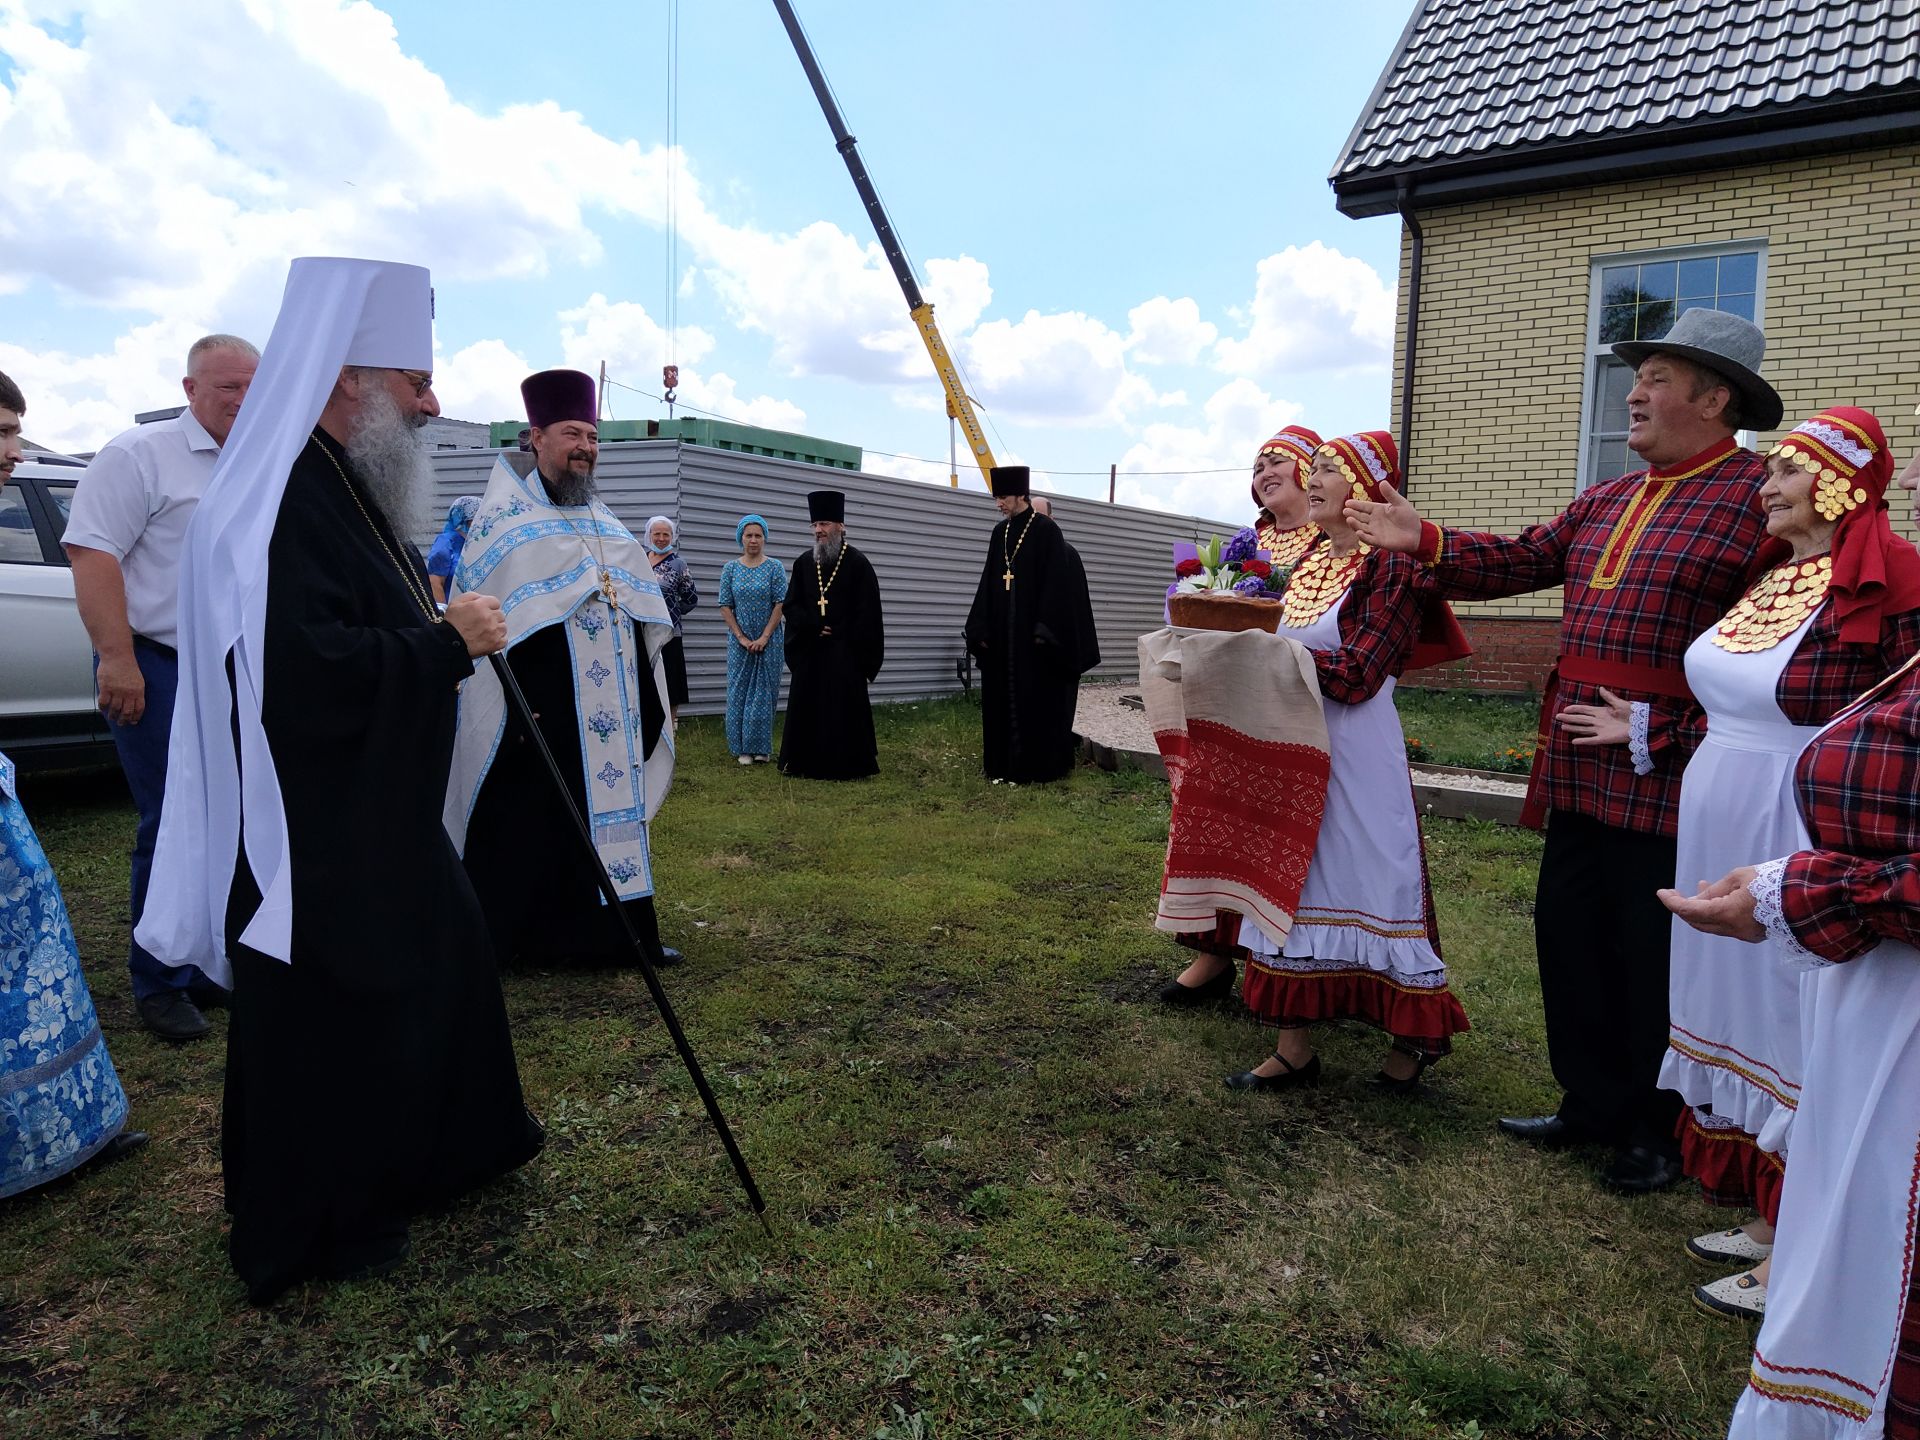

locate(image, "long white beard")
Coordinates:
813 535 843 567
346 385 431 536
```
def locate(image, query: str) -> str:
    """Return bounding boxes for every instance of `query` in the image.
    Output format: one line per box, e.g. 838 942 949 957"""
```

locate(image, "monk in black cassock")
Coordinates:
454 369 675 968
963 467 1101 782
780 489 885 779
143 258 543 1305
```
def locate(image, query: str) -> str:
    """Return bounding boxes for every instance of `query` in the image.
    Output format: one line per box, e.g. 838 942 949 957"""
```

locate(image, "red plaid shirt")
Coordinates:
1782 656 1920 962
1420 438 1768 836
1308 549 1427 704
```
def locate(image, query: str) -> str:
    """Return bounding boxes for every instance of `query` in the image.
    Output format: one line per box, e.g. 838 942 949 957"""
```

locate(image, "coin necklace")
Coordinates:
1711 555 1832 653
310 437 441 624
1280 543 1368 627
1257 518 1319 569
1002 508 1037 591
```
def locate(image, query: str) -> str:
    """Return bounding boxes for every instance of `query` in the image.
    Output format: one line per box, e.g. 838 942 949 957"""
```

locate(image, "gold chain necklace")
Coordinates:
1712 555 1832 653
557 507 619 606
812 542 847 618
1257 518 1319 569
1001 508 1038 590
1280 543 1368 628
309 437 441 624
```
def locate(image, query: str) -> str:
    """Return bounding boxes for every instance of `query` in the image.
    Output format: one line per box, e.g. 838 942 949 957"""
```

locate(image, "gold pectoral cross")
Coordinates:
1003 569 1014 590
817 594 829 617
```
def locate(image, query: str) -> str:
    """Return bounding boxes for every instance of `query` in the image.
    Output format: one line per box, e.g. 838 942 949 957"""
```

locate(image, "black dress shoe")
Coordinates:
1497 1113 1598 1149
188 983 233 1010
1225 1053 1321 1092
1604 1143 1683 1194
136 992 211 1042
80 1130 149 1176
1155 965 1233 1006
1368 1046 1433 1095
655 945 684 968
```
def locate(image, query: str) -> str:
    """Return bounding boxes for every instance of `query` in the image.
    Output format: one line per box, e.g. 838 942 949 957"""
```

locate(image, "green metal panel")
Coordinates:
486 416 861 470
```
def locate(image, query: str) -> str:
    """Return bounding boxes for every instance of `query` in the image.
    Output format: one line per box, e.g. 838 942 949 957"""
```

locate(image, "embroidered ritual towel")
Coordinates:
1139 626 1331 943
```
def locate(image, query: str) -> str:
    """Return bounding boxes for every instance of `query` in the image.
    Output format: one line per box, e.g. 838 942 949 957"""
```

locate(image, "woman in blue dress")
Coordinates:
2 749 146 1198
718 514 788 763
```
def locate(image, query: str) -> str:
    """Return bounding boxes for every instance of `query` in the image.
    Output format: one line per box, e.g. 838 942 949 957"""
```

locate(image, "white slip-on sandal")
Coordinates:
1687 1225 1774 1268
1694 1270 1767 1321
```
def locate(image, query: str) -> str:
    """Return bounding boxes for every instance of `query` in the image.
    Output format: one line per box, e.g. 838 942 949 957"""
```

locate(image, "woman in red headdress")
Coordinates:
1583 408 1920 1325
1227 430 1473 1093
1661 411 1920 1433
1156 424 1325 1005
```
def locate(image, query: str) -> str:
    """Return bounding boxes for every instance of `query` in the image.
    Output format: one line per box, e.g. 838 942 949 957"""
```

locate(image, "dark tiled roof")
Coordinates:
1333 0 1920 211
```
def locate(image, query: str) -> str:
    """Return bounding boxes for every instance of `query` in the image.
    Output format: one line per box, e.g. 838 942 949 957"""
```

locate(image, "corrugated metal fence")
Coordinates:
430 442 1238 717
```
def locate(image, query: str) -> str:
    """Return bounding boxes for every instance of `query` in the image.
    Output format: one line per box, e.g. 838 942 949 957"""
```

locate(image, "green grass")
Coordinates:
1395 689 1540 772
2 699 1754 1439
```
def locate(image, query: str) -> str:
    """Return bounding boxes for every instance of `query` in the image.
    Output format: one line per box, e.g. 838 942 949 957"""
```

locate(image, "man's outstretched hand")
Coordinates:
1344 482 1426 554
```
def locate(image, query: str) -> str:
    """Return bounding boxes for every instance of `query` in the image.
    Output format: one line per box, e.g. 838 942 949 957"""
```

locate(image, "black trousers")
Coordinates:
1534 809 1683 1150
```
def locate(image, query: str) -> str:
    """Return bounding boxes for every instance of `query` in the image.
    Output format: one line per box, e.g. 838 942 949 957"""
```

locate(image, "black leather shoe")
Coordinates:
656 945 684 968
1369 1045 1433 1095
86 1130 149 1172
1497 1113 1598 1149
1155 964 1233 1006
1604 1143 1683 1194
1225 1053 1321 1092
137 992 210 1042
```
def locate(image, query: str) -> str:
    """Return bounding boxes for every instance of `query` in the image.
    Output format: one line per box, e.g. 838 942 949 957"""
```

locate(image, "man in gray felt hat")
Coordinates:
1348 308 1782 1196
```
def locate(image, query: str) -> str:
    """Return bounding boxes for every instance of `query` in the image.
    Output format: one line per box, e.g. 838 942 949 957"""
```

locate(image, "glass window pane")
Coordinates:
1599 264 1637 301
0 489 44 563
1637 300 1676 340
1598 358 1634 427
1600 439 1634 483
1677 257 1718 298
1718 292 1755 322
1637 261 1678 300
1718 251 1759 293
45 485 75 523
1600 304 1637 343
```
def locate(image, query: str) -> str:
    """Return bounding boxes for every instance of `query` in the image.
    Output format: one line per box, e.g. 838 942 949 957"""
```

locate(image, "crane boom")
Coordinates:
771 0 997 487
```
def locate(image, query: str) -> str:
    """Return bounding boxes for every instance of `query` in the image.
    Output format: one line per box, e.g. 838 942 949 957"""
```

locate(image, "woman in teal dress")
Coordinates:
717 514 788 763
2 750 145 1198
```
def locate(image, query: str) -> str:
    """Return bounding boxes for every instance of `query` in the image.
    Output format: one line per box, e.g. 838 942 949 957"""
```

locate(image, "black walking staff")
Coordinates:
485 651 770 1233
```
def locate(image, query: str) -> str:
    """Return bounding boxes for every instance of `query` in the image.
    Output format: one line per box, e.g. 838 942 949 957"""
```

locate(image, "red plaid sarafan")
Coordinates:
1425 439 1769 837
1782 658 1920 962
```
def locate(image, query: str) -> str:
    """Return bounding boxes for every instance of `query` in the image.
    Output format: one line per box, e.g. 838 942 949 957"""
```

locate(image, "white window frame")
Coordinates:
1575 238 1768 492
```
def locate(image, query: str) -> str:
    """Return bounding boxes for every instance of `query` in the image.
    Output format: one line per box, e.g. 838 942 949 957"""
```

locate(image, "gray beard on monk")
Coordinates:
541 461 597 508
346 385 433 535
814 534 844 567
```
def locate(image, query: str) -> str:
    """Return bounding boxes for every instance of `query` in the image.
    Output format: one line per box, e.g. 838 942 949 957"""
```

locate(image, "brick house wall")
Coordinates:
1389 141 1920 692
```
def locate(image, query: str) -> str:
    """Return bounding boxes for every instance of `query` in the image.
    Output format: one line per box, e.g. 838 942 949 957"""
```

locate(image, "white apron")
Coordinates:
1241 589 1444 988
1663 608 1822 1152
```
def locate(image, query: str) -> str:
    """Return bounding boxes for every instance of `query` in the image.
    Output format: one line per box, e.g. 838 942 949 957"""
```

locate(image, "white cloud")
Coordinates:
433 338 533 430
1213 242 1396 378
558 294 716 375
959 309 1160 428
1112 379 1298 521
0 320 204 453
1126 296 1219 366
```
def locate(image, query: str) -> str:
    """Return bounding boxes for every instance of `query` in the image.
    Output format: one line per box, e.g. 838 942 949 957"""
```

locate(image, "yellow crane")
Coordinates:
771 0 997 488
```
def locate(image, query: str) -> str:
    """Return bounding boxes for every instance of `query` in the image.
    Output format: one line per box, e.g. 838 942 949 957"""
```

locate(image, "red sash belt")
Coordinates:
1518 653 1696 829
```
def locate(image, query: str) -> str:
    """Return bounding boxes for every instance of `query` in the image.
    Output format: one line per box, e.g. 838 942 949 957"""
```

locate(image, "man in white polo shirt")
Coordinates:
63 333 258 1041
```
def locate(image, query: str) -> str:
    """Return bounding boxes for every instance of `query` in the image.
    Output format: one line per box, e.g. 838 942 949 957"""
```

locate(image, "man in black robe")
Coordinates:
145 259 543 1304
780 489 885 779
963 467 1101 782
455 369 675 967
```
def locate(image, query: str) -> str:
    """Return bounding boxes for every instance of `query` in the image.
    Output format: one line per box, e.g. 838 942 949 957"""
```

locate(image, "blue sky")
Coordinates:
0 0 1419 518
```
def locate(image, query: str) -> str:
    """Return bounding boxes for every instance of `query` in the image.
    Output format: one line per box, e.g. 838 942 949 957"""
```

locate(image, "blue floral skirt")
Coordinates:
1 781 130 1199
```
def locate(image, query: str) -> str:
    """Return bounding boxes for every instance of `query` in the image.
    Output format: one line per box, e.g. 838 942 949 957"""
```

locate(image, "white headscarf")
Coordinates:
137 257 434 981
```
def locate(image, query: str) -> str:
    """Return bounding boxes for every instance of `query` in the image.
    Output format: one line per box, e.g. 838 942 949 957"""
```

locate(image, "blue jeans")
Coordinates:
100 641 213 1000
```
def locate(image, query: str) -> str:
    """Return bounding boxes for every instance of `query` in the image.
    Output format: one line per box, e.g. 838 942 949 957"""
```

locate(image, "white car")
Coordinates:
0 457 114 769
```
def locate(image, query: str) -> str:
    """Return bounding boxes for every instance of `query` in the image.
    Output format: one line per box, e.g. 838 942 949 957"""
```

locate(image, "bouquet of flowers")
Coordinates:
1171 527 1293 599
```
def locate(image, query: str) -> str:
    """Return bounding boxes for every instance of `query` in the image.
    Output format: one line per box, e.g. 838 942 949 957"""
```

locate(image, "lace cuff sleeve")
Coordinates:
1748 858 1831 971
1628 701 1654 775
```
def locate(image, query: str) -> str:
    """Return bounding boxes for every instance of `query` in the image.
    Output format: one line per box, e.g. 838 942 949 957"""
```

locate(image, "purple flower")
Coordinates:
1232 575 1270 597
1220 527 1260 567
